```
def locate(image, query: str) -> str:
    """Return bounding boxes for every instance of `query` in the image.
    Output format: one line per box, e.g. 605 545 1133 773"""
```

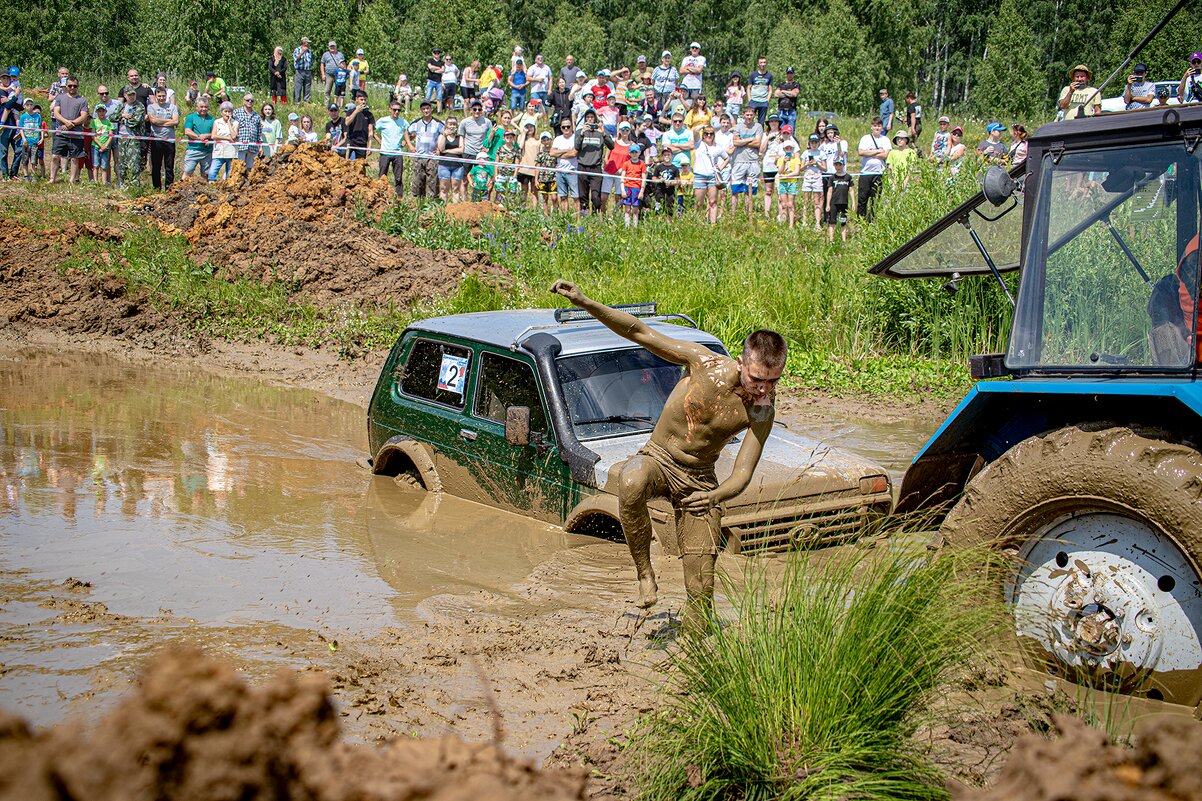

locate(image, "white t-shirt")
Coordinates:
816 139 847 173
552 133 577 170
681 55 706 90
441 64 460 84
528 63 552 94
858 133 890 175
712 130 733 169
692 141 719 175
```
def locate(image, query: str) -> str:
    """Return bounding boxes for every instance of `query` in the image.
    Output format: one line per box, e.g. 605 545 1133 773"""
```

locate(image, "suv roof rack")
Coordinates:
554 302 657 323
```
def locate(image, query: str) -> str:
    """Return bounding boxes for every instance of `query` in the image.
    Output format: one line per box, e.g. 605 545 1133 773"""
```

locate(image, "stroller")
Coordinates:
483 84 505 115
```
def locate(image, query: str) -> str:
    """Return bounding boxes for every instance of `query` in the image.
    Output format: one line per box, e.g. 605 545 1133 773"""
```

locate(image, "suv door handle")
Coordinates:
459 428 478 442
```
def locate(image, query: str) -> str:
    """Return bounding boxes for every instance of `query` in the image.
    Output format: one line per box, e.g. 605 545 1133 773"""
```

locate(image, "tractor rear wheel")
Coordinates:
940 425 1202 708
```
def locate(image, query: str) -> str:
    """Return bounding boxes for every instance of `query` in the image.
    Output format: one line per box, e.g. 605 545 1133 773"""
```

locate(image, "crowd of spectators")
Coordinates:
5 44 1184 233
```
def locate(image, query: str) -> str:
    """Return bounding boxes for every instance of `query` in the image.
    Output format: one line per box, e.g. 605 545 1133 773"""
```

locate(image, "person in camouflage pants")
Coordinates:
117 86 145 188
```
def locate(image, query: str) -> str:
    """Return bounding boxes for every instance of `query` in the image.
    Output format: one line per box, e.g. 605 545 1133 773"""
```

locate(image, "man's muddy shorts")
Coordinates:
638 440 723 555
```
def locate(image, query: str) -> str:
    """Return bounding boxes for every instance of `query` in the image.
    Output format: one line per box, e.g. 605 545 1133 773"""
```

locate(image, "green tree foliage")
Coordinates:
3 0 1192 119
974 0 1044 120
767 0 877 114
540 4 607 74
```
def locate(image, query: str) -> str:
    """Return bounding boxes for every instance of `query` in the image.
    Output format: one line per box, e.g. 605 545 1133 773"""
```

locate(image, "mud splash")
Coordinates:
0 647 587 801
133 144 508 310
952 714 1202 801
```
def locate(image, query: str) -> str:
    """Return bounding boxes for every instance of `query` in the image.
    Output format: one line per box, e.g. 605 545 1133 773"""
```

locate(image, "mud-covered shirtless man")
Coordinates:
550 279 786 631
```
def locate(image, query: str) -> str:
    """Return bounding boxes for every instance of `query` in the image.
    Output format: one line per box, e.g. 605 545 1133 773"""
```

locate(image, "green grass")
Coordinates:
630 544 1001 801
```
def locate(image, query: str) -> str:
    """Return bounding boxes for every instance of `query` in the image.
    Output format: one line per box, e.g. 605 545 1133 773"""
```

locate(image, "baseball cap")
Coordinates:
503 128 516 136
950 126 963 135
584 108 597 118
328 103 339 111
328 40 336 47
985 122 1005 132
1191 52 1202 62
1133 62 1148 75
618 120 632 130
834 157 846 165
637 55 647 62
7 67 18 77
662 50 671 58
642 114 654 121
23 97 33 105
938 115 950 123
288 112 299 120
301 37 310 44
808 133 819 142
689 41 701 49
94 103 106 112
524 120 535 127
420 99 433 108
599 68 611 76
356 48 364 55
582 90 594 97
470 99 483 107
629 144 641 154
540 131 552 140
786 66 795 74
767 112 780 122
879 88 888 94
476 151 488 161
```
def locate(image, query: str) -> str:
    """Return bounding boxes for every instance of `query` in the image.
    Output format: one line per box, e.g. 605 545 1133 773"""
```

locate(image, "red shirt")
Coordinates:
591 83 611 110
604 140 631 175
622 159 646 189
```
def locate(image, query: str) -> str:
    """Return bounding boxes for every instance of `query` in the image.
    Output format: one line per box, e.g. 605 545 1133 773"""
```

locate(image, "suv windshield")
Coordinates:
1008 142 1201 370
557 344 727 440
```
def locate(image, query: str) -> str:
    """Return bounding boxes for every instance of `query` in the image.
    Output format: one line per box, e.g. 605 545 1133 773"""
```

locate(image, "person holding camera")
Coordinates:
1124 64 1156 110
1058 64 1101 119
574 107 614 215
1178 52 1202 105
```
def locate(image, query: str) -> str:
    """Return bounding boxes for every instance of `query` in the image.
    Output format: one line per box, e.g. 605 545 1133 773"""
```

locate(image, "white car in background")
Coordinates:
1099 81 1181 113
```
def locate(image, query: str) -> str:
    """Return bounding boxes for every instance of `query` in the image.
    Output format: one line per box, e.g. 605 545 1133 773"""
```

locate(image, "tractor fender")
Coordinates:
371 435 442 493
897 380 1202 517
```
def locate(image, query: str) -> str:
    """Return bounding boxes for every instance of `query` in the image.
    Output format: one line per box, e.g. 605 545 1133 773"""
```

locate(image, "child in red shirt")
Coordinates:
619 143 647 227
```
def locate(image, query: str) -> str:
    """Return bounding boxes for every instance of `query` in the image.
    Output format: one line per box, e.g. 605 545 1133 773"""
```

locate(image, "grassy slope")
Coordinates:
4 139 1014 400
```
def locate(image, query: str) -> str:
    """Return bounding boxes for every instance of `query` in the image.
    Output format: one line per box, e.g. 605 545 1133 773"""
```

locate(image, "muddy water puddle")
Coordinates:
0 347 935 736
0 349 593 725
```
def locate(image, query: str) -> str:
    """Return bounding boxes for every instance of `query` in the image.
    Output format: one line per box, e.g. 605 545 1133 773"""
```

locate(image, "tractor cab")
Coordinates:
874 108 1202 379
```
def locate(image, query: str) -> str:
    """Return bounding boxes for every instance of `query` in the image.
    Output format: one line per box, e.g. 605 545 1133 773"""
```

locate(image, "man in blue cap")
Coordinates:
977 123 1009 162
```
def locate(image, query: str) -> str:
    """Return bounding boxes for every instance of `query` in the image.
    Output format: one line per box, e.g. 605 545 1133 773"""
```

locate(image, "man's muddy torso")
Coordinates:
650 354 773 469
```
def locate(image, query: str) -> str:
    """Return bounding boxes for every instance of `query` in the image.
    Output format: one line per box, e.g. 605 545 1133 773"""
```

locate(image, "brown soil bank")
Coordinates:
0 648 586 801
953 714 1202 801
134 144 507 309
0 223 188 348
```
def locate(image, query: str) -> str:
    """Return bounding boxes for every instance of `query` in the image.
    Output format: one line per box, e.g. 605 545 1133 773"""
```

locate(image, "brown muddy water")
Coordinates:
0 348 933 731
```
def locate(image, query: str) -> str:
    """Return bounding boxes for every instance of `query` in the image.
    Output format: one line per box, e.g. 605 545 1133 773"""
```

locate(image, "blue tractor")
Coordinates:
871 104 1202 712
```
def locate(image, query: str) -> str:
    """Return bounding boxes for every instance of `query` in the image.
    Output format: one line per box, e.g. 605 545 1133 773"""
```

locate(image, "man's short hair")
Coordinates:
742 330 787 368
871 115 883 125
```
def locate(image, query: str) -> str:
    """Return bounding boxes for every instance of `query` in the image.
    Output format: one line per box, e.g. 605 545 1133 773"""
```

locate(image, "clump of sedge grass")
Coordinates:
632 543 1001 801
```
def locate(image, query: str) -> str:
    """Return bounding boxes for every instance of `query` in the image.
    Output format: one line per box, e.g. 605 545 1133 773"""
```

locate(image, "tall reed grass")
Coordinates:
631 543 1001 801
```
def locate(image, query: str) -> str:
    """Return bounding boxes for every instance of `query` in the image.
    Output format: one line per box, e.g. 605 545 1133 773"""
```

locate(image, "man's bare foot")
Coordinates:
637 576 658 608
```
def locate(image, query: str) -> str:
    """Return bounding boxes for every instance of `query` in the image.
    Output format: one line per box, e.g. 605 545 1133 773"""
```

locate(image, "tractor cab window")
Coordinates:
1008 142 1200 370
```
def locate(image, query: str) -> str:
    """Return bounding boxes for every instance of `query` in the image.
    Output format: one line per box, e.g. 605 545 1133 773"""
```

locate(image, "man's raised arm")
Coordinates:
550 279 709 366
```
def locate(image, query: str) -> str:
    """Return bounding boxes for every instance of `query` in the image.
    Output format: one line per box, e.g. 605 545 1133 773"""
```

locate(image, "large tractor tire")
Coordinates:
940 425 1202 708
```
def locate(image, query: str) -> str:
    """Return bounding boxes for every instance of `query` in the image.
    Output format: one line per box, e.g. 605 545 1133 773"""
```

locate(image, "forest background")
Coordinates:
5 0 1194 122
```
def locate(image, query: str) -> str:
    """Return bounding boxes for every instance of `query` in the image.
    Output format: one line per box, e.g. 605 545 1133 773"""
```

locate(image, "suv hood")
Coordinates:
588 427 884 501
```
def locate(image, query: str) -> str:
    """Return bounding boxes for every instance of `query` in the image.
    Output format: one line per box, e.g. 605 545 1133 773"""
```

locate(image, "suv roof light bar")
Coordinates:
554 302 657 323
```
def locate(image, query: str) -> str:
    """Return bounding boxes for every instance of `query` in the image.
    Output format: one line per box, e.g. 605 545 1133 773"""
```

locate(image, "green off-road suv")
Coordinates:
366 304 893 554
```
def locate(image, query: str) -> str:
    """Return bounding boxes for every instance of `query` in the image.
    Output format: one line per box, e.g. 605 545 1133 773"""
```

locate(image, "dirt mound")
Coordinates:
0 648 586 801
136 144 506 310
0 223 190 348
952 714 1202 801
444 201 503 226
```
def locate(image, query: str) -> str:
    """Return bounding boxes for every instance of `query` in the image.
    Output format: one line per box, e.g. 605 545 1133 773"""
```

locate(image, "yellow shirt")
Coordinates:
776 155 801 182
685 108 712 133
1059 84 1100 119
350 57 369 77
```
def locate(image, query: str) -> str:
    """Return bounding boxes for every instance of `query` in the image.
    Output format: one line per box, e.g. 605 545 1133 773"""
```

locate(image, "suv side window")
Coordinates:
399 338 472 409
473 352 549 434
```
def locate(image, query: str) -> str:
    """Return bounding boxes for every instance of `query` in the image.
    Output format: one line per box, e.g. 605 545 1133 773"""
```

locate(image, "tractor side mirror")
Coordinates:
505 406 531 446
982 166 1016 207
